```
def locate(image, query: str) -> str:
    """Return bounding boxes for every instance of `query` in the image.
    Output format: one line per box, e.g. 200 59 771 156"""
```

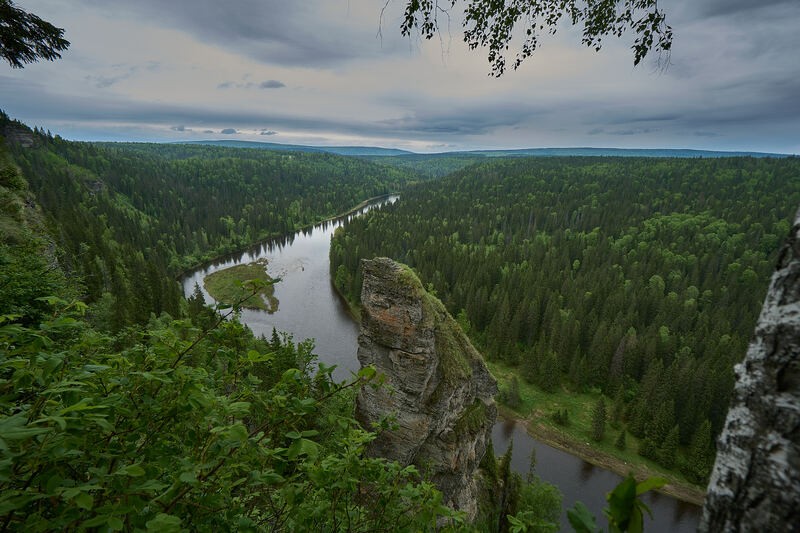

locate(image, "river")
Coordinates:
182 196 701 532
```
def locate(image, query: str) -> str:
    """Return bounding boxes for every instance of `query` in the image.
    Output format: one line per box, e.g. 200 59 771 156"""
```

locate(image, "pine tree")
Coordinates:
611 385 626 424
658 425 680 469
538 350 560 392
614 429 627 451
684 419 714 484
507 376 522 409
591 397 607 442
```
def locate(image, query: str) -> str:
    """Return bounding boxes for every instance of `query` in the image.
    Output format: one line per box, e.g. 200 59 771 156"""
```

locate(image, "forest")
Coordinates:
331 155 800 485
3 112 421 331
1 115 561 531
5 106 799 529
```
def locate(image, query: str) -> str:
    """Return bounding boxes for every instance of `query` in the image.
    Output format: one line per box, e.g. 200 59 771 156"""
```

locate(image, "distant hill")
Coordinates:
180 141 791 159
455 147 792 158
181 140 413 157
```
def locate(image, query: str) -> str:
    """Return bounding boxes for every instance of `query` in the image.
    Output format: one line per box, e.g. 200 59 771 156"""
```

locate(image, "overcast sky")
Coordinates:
3 0 798 153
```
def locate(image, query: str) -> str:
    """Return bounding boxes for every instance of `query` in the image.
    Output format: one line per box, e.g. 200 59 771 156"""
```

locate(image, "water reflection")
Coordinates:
579 461 595 482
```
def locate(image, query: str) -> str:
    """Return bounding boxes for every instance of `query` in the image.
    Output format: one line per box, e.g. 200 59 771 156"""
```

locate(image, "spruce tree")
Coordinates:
684 419 714 484
659 425 680 469
591 397 607 442
611 385 626 424
614 429 627 451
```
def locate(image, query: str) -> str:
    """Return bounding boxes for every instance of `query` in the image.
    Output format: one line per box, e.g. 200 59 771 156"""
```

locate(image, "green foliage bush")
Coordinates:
0 300 464 530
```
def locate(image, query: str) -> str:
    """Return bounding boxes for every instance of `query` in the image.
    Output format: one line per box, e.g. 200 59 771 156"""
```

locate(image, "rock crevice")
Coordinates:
355 258 497 519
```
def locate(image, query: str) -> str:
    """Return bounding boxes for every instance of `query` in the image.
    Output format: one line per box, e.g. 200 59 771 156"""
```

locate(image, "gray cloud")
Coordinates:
4 0 798 154
3 71 797 153
76 0 403 67
171 125 189 131
589 127 660 137
82 62 162 89
220 128 238 134
218 79 286 90
259 80 285 89
378 103 547 135
693 0 797 18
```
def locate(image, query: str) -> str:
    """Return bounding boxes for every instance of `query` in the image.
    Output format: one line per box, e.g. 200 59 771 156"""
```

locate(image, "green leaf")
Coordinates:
628 506 644 533
260 471 284 485
35 295 67 306
567 501 598 533
0 415 50 440
179 471 197 484
89 415 114 432
82 364 111 373
287 438 320 461
133 479 168 492
117 464 145 477
61 487 81 499
146 513 182 532
635 476 668 495
35 415 67 431
606 475 637 529
245 349 272 363
227 401 251 416
74 492 93 510
81 515 109 528
357 365 377 380
108 516 124 531
58 398 106 414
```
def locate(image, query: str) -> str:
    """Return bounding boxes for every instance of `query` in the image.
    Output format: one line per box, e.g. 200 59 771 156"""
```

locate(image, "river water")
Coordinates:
182 196 701 531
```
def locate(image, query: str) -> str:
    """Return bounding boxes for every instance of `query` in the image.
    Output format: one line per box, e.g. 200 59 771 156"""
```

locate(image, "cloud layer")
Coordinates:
2 0 797 153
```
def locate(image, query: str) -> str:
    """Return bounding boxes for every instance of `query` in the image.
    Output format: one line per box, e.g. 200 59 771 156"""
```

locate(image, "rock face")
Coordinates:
355 257 497 520
701 207 800 532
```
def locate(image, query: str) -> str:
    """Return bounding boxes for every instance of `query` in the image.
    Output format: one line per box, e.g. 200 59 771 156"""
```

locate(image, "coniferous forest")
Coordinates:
1 115 558 531
331 155 800 484
4 105 800 529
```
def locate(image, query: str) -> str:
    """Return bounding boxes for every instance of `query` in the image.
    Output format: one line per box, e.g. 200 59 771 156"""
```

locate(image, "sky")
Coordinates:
2 0 799 153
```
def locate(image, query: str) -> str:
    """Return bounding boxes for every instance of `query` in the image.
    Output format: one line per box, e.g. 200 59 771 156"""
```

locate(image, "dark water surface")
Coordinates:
182 197 701 531
492 419 700 532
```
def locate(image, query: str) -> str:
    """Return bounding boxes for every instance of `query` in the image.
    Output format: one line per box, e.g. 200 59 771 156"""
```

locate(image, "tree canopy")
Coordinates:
401 0 672 75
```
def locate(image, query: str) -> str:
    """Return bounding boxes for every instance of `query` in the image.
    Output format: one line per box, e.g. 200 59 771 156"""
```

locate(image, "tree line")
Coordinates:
331 155 800 484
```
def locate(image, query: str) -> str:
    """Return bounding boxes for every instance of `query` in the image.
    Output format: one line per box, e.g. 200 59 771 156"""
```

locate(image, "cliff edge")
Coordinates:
355 257 497 520
701 206 800 531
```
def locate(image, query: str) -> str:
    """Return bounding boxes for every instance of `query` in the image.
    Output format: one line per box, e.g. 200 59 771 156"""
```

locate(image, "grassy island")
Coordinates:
203 258 279 312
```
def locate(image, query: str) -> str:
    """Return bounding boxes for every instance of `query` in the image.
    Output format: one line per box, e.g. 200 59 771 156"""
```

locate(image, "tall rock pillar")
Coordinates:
355 258 497 520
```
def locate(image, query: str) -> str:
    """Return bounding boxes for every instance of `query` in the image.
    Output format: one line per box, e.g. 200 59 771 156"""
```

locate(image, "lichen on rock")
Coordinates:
355 257 498 520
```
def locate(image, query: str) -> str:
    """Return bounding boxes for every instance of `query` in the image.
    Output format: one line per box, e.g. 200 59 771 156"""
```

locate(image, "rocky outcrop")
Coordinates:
701 207 800 532
355 257 497 520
